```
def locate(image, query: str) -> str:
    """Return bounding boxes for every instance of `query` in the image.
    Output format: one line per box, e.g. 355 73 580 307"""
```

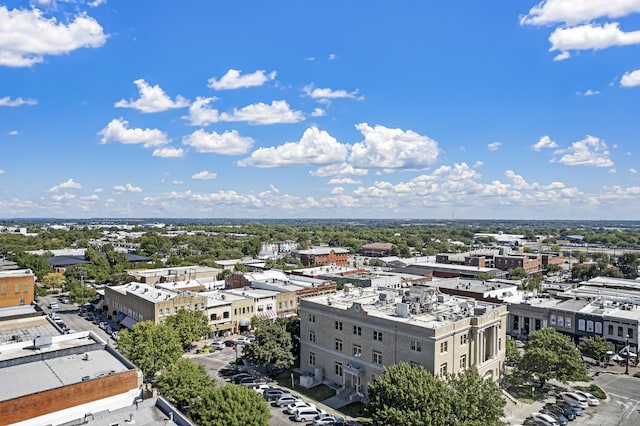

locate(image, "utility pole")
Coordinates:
625 334 630 375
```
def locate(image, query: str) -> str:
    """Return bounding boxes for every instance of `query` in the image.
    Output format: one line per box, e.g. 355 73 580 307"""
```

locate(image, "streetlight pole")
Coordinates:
625 334 630 375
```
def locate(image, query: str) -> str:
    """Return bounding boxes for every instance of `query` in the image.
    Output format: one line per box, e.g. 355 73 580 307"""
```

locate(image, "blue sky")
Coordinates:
1 0 640 220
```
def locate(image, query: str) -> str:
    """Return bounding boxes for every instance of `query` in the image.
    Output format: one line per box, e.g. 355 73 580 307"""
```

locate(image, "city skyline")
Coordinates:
1 1 639 220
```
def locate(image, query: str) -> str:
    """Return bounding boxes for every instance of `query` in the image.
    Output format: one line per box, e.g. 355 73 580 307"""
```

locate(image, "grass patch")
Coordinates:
338 401 366 418
574 384 606 399
272 370 336 402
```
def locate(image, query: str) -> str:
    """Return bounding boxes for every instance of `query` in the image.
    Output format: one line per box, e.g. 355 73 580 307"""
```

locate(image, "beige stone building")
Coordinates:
299 286 507 400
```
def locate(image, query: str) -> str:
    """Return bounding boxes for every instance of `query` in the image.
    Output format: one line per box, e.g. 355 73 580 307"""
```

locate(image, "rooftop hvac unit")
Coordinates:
83 352 91 361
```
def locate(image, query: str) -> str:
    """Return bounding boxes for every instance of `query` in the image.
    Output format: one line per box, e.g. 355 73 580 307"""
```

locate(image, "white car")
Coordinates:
235 336 251 345
284 401 316 415
312 414 344 425
208 341 225 350
573 390 600 406
248 384 271 394
294 407 326 422
274 394 303 407
560 392 589 409
531 412 559 426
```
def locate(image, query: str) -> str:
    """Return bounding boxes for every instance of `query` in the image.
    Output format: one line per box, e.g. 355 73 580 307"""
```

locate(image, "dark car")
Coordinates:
556 400 583 416
231 373 254 384
546 404 576 421
217 367 237 377
224 340 236 347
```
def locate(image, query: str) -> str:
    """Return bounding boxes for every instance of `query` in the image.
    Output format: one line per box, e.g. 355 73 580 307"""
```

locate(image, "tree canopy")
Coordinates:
153 358 214 410
242 318 294 375
579 335 612 363
164 309 210 348
188 384 270 426
448 369 506 426
518 328 589 386
116 321 183 382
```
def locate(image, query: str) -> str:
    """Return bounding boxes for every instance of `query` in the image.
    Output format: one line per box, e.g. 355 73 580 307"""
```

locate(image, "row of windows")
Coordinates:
314 354 468 376
550 315 572 328
0 283 30 295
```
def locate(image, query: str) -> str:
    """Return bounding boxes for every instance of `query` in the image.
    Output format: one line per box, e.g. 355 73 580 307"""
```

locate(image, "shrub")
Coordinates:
575 384 606 399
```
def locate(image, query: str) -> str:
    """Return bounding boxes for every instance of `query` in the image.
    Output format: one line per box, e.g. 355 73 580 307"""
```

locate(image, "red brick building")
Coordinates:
296 247 349 267
0 269 35 308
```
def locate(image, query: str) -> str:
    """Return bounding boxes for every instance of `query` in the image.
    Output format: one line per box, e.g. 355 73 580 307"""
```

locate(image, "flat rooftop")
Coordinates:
0 331 134 402
0 315 57 345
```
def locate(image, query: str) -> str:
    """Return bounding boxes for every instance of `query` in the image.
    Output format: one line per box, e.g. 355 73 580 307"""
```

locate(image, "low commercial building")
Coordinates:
0 269 35 308
359 242 394 257
299 286 507 401
0 331 142 425
127 265 221 285
296 247 349 267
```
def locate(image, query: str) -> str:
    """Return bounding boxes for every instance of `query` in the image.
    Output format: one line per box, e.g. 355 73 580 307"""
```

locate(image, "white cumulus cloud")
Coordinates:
521 0 640 26
0 6 107 67
98 118 170 148
183 129 254 155
487 142 502 151
49 178 82 192
532 135 558 151
185 98 304 126
303 85 364 101
0 96 37 106
310 163 369 177
115 79 189 113
208 69 276 90
311 108 326 117
192 170 217 180
349 123 439 171
152 147 184 158
114 183 142 193
621 69 640 87
549 22 640 56
238 127 348 168
552 135 614 167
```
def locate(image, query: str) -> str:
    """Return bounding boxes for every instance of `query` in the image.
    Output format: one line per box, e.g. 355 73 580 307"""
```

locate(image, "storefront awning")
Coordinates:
238 318 251 327
121 315 138 330
256 310 278 319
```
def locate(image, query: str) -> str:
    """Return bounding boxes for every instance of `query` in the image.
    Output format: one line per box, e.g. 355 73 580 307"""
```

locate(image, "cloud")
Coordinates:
549 23 640 57
49 178 82 192
183 129 254 155
172 180 183 185
311 108 326 117
115 79 189 113
487 142 501 151
552 135 614 167
0 6 107 67
185 98 304 126
98 118 170 148
208 69 276 90
0 96 37 106
152 147 184 158
0 169 4 174
8 130 19 136
621 69 640 87
521 0 640 26
303 85 364 101
328 177 361 185
310 163 368 177
114 183 142 193
532 135 558 151
192 170 217 180
553 51 571 61
238 127 348 168
577 89 601 96
348 123 439 171
51 192 76 202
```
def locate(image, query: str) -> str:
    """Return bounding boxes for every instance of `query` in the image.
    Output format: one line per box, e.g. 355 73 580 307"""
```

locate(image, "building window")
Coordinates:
335 321 343 331
565 317 571 328
411 340 422 352
440 341 448 353
335 362 343 376
550 315 556 325
460 354 467 369
335 339 343 352
498 338 502 351
309 314 315 322
608 324 614 335
174 307 178 314
23 283 29 292
595 322 602 334
158 309 164 317
439 362 448 376
373 330 383 342
578 319 586 331
309 352 316 366
618 326 624 337
557 316 563 327
279 302 283 310
223 311 230 319
234 308 237 315
309 331 316 342
353 326 362 336
0 285 5 294
460 334 467 345
629 329 634 339
353 344 362 358
373 351 382 364
14 283 19 293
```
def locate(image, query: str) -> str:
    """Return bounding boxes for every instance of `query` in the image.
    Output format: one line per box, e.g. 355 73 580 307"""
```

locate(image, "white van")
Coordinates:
560 392 589 409
49 302 59 309
294 407 325 422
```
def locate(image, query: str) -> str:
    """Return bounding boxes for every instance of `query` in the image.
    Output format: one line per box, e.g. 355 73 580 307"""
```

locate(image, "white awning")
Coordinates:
256 310 277 319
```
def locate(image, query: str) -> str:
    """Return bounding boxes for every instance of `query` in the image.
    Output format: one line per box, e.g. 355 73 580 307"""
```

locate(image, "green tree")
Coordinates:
579 336 612 364
117 321 183 382
41 272 65 291
546 264 562 274
518 328 588 386
217 269 233 280
153 358 214 411
366 362 453 426
617 253 639 279
508 267 528 280
448 369 506 426
188 384 270 426
242 318 294 375
505 338 521 365
165 309 210 348
67 278 97 305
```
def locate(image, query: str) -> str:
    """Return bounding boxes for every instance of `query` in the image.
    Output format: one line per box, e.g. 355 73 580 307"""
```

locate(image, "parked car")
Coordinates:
560 392 589 409
531 412 559 426
218 367 237 377
540 409 568 426
248 384 271 394
238 376 262 385
574 390 600 406
99 321 109 330
263 388 288 401
209 341 225 350
556 400 583 416
231 373 254 384
223 340 236 347
312 414 346 425
246 334 256 342
524 420 553 426
235 336 251 345
49 302 59 309
274 394 303 407
294 407 326 422
545 404 576 421
284 401 316 415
